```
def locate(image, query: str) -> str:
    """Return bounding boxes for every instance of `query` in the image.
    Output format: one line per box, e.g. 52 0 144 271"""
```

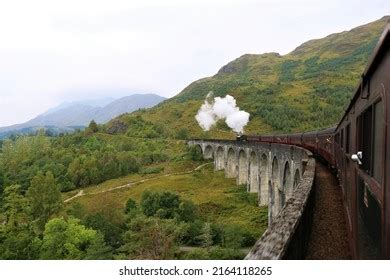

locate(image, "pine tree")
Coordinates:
88 120 99 133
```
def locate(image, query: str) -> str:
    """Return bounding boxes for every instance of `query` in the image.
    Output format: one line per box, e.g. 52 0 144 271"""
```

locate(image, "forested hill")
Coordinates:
112 16 389 139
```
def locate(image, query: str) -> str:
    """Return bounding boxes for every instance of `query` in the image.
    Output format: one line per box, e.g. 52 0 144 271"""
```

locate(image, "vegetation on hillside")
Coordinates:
0 129 266 260
117 16 389 137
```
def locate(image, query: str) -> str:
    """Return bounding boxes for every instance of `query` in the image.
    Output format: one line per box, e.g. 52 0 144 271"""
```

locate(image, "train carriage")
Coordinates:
259 135 275 143
274 134 288 144
237 24 389 259
245 135 262 142
317 127 336 166
287 133 303 146
301 131 318 153
334 24 390 259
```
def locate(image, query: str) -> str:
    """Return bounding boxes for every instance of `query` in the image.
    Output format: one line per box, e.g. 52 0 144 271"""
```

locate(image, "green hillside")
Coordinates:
115 16 389 139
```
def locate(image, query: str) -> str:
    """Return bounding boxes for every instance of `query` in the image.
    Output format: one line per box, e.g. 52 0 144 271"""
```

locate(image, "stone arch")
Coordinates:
281 161 292 207
204 145 213 159
293 169 301 188
249 151 259 193
271 156 281 217
271 157 280 189
193 145 203 159
226 148 237 178
215 146 225 170
259 153 269 206
238 149 248 186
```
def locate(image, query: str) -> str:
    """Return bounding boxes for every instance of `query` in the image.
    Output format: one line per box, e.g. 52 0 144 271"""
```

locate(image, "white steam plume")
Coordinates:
195 92 250 133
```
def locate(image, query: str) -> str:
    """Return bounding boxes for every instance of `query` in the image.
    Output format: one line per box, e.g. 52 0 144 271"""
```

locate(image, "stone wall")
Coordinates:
245 157 315 259
188 139 315 259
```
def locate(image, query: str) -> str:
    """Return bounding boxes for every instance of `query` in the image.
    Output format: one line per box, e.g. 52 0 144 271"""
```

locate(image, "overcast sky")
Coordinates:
0 0 389 126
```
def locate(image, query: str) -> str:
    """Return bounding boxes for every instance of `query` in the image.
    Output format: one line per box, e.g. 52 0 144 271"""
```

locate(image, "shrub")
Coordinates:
178 200 196 222
141 191 180 219
223 225 257 248
175 128 189 140
125 198 137 214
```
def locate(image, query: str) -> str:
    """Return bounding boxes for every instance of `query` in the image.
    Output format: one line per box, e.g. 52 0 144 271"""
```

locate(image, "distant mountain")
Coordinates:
0 94 166 138
42 97 115 116
93 94 167 123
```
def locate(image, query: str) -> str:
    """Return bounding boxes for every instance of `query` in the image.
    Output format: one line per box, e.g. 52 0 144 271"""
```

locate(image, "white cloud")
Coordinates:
0 0 389 126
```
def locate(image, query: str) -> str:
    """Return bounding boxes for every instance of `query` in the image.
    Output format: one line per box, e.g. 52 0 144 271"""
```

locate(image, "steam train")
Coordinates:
237 24 390 259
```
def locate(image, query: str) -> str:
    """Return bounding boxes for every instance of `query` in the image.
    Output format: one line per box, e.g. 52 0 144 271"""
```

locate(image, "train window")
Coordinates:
346 124 351 154
357 100 384 183
373 100 384 183
340 129 344 149
335 133 340 144
358 106 372 174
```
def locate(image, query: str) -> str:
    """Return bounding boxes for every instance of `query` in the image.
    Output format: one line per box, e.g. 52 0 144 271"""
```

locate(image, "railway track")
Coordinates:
306 162 351 259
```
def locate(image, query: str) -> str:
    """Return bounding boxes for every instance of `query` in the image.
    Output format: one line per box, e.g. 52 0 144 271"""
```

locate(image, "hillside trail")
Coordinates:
63 162 211 203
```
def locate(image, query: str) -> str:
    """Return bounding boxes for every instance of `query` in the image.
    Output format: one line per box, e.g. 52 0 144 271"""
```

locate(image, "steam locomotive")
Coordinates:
236 24 390 259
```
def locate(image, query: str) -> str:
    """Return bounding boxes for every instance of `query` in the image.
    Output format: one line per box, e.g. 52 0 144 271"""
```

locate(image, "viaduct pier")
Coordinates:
188 139 347 259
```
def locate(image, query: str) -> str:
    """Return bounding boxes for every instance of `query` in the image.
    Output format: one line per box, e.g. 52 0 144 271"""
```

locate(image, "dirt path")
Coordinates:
305 161 351 259
63 162 211 203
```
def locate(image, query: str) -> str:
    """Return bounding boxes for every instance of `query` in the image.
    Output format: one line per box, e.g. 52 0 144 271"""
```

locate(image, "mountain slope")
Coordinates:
115 16 389 139
0 94 166 137
94 94 166 123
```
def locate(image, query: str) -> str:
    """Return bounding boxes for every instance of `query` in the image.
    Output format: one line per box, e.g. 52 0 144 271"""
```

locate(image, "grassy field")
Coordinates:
64 162 268 241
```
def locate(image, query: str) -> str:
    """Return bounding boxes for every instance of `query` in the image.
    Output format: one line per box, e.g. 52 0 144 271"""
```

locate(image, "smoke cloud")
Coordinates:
195 92 250 133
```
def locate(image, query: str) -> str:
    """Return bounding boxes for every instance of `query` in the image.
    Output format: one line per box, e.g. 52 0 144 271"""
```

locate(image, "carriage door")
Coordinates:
355 99 384 259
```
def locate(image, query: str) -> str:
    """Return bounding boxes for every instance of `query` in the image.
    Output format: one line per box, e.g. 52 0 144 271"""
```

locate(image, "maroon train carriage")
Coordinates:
301 131 318 152
236 24 390 259
245 135 262 142
274 134 288 144
287 133 303 146
334 24 390 259
259 135 275 143
317 127 336 167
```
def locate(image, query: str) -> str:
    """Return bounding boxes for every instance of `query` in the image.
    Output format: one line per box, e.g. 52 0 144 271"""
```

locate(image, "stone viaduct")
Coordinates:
188 139 316 259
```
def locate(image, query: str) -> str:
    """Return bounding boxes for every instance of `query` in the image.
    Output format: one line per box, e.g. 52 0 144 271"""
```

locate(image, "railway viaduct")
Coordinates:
188 139 316 259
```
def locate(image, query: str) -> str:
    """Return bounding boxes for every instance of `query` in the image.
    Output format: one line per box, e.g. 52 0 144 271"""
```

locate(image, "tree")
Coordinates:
84 213 124 249
3 184 29 228
0 169 4 204
27 171 62 232
140 191 160 217
178 200 196 222
117 216 178 260
0 185 40 260
124 198 137 214
141 191 180 219
40 217 111 260
223 225 256 248
88 120 99 133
